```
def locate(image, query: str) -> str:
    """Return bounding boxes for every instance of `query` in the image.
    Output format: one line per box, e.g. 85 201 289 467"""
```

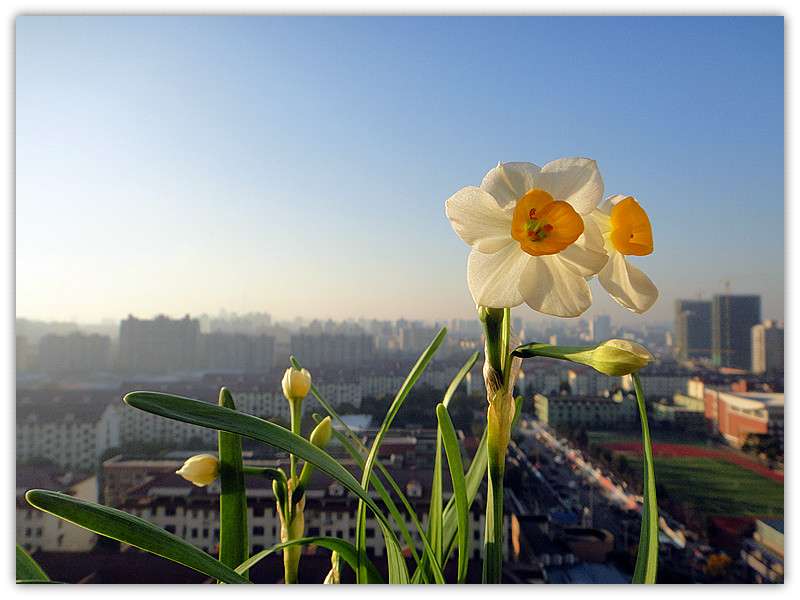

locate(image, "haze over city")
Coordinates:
15 16 785 329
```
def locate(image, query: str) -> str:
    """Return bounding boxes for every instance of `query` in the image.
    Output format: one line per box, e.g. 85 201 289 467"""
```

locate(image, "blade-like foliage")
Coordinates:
217 388 248 579
123 391 410 582
236 536 383 583
354 327 446 583
25 490 251 584
436 403 470 584
16 543 51 583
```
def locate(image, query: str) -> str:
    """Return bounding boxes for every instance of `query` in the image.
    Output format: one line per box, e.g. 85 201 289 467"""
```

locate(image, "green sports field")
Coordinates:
627 455 784 518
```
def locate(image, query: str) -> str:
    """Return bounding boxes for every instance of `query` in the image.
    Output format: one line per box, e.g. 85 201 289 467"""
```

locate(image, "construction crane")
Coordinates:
719 274 759 294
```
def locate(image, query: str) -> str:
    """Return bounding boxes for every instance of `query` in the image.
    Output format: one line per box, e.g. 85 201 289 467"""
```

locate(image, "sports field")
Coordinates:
625 455 784 518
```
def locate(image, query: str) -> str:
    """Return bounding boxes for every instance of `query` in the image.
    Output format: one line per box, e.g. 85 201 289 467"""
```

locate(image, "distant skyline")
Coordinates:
15 16 785 328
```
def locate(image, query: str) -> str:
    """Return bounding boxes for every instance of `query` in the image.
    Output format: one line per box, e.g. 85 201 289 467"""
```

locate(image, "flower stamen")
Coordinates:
510 189 584 257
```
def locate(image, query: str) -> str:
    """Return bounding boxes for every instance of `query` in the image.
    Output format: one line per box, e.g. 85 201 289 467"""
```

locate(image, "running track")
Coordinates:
602 442 784 483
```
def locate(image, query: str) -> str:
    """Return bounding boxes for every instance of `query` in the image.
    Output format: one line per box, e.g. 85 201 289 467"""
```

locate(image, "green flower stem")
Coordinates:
289 397 303 484
483 402 506 584
632 372 659 583
479 306 513 584
283 396 306 584
217 388 248 581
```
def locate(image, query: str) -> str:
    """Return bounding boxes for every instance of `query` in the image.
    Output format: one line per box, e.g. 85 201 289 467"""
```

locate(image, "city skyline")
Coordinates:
15 17 785 328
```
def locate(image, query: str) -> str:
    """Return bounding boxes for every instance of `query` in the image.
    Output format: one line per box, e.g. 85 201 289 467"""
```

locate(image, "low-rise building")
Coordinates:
741 519 784 583
17 467 98 553
533 393 638 429
107 455 511 562
702 388 784 447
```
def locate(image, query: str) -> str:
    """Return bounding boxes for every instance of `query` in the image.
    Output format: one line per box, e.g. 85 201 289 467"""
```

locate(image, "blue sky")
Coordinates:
15 15 785 327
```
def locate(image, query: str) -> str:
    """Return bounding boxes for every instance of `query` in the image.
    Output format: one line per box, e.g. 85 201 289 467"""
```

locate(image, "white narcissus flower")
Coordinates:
446 159 609 317
175 454 219 487
589 195 658 314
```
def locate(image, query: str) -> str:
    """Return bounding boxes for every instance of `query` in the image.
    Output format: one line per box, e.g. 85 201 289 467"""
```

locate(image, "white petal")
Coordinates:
466 245 528 308
445 186 515 254
598 251 659 314
558 218 608 277
598 194 626 214
517 254 593 317
479 162 541 209
533 157 604 215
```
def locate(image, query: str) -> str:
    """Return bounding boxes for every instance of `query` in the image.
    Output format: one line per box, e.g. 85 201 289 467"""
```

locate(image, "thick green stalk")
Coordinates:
217 388 248 581
632 372 659 583
483 400 506 584
284 395 305 583
289 397 303 483
479 306 512 584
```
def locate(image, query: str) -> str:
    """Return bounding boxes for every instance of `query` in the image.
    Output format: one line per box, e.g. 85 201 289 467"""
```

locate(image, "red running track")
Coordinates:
602 442 784 483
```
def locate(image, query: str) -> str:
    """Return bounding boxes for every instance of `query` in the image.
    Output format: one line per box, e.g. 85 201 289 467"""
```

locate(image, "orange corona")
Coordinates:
609 196 653 256
510 189 584 257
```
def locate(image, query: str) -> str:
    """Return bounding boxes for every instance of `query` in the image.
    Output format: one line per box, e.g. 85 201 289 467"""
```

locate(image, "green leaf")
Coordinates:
631 372 659 584
431 349 479 573
317 414 428 575
354 327 446 584
436 403 470 584
25 490 251 584
217 387 249 580
16 543 50 582
236 536 384 584
298 355 435 580
123 391 409 583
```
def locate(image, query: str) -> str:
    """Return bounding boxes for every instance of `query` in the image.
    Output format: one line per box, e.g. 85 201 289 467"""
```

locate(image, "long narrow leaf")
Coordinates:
217 387 249 579
428 349 480 573
25 490 251 584
123 391 409 582
436 403 470 584
631 372 659 584
16 543 51 582
320 413 441 584
355 327 446 583
236 536 383 583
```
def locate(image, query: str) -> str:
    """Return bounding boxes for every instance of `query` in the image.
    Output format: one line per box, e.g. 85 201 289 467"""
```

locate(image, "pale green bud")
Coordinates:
282 366 311 402
175 454 219 487
512 338 653 377
583 339 654 376
309 416 332 449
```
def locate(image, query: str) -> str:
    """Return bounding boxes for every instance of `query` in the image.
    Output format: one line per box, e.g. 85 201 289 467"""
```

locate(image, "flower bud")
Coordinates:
584 339 653 376
309 416 332 450
512 338 653 377
175 454 219 487
282 366 312 402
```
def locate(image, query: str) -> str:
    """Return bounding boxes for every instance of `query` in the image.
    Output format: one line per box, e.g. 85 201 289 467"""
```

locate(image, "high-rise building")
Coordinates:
590 315 612 342
38 332 111 374
752 320 784 374
201 332 275 371
711 295 761 370
674 300 712 359
119 315 201 374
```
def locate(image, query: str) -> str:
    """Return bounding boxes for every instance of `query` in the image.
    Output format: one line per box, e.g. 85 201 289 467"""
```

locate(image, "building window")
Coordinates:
253 506 264 517
252 526 264 536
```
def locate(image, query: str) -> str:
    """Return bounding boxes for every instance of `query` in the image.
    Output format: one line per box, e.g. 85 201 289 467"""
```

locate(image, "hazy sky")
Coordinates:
15 15 785 327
